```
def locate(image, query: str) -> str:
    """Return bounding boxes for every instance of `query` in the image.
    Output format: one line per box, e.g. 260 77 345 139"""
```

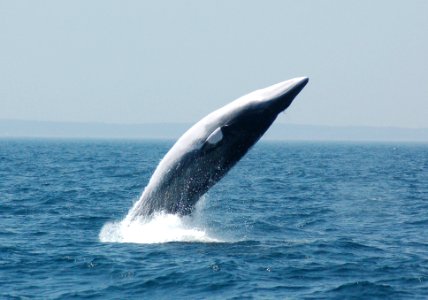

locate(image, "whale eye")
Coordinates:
206 127 223 145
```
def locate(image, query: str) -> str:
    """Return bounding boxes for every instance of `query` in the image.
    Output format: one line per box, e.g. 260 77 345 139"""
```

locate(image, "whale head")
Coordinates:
194 77 309 153
250 76 309 113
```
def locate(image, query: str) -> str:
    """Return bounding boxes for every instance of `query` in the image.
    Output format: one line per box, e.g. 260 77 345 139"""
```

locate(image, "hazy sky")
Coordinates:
1 1 427 128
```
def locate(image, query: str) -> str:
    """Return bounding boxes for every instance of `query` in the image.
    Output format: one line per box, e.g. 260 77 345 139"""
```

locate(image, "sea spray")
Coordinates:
99 197 221 244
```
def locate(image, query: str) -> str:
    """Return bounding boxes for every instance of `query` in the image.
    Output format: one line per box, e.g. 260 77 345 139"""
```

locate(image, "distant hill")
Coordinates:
1 119 427 142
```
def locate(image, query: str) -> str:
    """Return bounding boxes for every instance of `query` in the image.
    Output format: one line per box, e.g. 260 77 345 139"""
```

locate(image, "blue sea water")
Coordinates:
1 139 427 299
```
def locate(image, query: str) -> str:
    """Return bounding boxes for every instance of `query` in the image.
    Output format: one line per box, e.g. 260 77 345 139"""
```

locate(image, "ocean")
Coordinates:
1 139 427 299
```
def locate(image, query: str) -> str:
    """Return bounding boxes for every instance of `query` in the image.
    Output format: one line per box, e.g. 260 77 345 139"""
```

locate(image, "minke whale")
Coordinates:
129 77 309 219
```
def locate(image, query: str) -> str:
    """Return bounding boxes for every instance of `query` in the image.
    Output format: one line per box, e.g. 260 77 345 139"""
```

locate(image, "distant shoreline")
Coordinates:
1 119 427 142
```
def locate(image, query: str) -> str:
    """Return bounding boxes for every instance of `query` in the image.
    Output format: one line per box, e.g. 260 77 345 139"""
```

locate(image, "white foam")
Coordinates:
99 210 221 244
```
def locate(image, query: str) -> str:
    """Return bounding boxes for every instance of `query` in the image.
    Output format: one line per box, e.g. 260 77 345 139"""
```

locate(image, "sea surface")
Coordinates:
1 139 427 299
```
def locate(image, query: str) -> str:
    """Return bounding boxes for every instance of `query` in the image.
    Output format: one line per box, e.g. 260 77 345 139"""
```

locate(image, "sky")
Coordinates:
1 0 427 128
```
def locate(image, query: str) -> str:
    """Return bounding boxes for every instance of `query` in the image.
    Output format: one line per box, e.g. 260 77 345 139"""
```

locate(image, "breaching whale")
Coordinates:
128 77 309 219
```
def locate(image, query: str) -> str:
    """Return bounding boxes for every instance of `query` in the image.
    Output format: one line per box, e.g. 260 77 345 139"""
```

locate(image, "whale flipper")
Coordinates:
205 126 224 145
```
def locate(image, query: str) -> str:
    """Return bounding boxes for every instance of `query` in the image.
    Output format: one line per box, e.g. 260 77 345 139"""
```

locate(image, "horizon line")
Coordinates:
1 119 427 142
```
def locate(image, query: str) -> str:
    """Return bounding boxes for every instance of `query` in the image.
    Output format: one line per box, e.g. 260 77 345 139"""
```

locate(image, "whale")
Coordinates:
128 77 309 219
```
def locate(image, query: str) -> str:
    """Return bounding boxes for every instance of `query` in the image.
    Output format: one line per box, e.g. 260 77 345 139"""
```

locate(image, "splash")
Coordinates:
99 197 221 244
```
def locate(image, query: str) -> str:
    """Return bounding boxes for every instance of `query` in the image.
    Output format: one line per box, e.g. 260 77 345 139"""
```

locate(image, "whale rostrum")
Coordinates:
128 77 309 218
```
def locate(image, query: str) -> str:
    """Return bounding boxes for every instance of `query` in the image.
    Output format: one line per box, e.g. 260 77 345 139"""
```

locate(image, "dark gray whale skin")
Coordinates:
129 77 309 218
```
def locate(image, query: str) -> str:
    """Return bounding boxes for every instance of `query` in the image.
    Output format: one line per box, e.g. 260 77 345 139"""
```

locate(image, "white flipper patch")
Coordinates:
206 127 223 145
